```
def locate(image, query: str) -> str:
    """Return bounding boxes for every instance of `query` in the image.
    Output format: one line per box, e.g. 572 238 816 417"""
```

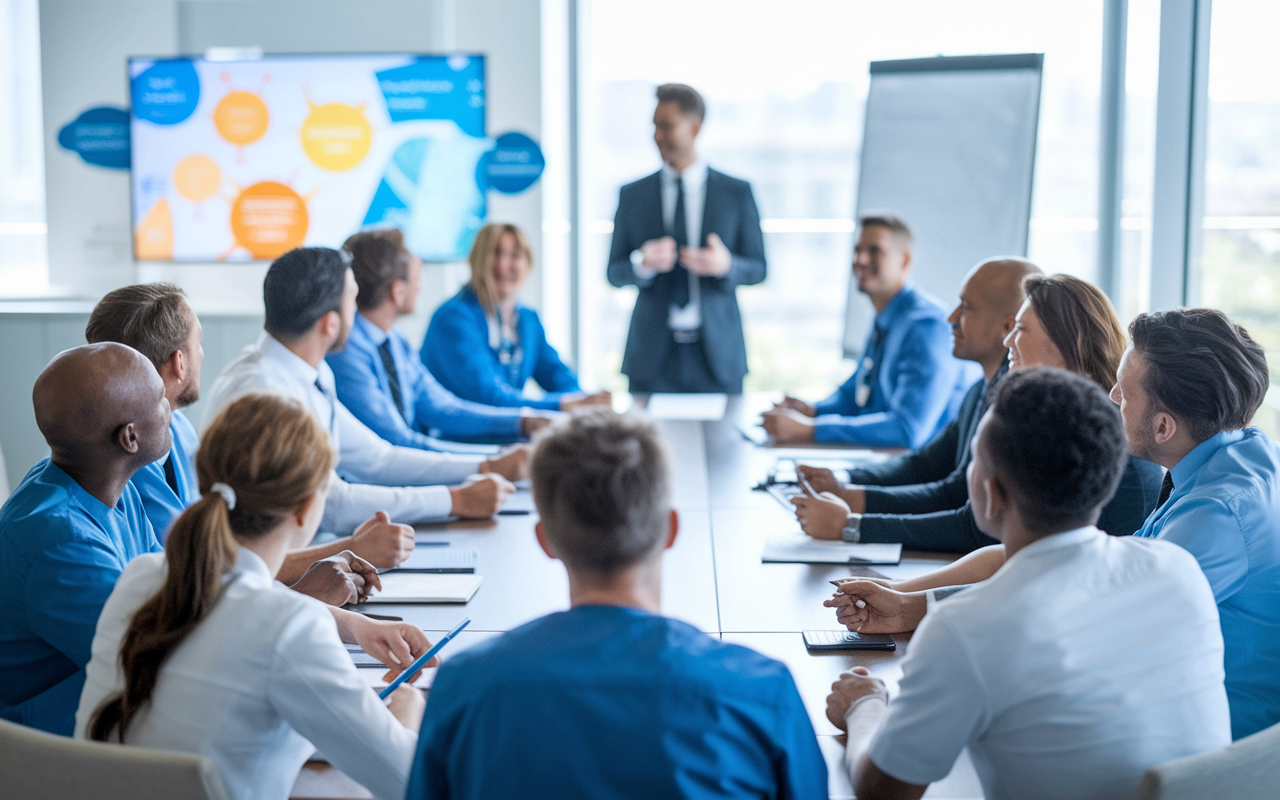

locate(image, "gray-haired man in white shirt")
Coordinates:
204 247 522 540
825 368 1230 800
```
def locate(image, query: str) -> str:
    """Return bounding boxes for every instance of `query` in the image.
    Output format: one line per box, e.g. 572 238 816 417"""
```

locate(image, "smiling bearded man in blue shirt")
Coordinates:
407 410 827 800
0 343 169 735
762 214 980 448
1112 308 1280 740
329 228 556 449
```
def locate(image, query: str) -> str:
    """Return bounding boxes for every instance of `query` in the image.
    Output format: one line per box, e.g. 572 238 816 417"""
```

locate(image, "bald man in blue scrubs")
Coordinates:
0 344 168 735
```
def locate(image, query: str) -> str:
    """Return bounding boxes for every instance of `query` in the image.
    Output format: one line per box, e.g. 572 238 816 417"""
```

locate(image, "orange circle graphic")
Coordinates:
229 181 308 260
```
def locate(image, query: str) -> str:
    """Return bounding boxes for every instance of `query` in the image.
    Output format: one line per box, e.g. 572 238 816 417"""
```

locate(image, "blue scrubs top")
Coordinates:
1135 428 1280 739
130 409 200 542
814 283 980 448
407 605 827 800
328 313 523 447
0 460 160 734
422 286 581 411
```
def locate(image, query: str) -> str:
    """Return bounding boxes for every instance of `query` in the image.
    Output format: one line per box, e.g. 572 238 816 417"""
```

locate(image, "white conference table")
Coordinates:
291 395 982 799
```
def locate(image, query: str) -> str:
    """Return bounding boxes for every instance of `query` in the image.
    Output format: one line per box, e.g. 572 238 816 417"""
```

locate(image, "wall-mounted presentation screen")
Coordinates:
128 53 487 262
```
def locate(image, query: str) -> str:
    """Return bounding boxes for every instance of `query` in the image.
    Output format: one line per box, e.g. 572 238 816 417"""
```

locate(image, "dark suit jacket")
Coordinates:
849 366 998 515
857 454 1166 554
606 168 767 387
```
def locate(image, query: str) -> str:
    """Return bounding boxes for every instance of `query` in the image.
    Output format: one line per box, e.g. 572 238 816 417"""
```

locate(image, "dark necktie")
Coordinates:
857 325 886 408
671 175 690 308
314 379 336 434
162 454 180 496
1157 471 1174 508
377 339 408 423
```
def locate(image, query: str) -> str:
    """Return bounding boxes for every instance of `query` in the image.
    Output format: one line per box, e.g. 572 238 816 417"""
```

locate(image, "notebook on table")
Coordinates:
364 573 483 603
761 532 902 565
381 547 477 574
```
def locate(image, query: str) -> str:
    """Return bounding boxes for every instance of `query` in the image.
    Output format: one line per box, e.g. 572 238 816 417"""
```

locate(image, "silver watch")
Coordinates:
842 513 863 543
629 248 645 268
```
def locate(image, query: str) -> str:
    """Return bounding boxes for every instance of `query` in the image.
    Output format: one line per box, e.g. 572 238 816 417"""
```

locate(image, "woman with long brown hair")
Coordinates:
75 393 427 800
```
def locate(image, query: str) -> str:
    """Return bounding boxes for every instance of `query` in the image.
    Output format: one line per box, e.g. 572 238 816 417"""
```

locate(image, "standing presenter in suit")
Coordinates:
607 84 767 394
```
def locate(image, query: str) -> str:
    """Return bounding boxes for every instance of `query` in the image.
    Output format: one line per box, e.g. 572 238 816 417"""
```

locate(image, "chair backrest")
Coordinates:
0 718 230 800
1134 721 1280 800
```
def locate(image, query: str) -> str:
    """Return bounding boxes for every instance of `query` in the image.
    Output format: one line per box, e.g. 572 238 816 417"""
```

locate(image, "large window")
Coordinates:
1197 0 1280 426
577 0 1105 394
0 0 46 295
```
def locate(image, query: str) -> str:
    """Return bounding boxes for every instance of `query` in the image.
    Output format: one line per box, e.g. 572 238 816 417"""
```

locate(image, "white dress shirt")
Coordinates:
203 333 481 531
863 527 1231 800
75 549 416 800
631 159 709 330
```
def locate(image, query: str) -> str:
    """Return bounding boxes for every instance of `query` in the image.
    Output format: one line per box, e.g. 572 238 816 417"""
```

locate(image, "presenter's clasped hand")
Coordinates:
825 580 926 634
791 491 852 540
450 473 516 518
679 232 732 277
349 511 416 569
760 408 816 443
481 444 531 481
640 236 679 273
289 550 381 605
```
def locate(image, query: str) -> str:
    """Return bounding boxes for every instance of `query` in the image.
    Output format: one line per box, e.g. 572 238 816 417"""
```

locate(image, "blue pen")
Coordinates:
379 617 471 699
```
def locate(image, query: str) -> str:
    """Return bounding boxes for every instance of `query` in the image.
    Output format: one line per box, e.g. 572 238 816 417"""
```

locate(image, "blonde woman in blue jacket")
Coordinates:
423 224 609 411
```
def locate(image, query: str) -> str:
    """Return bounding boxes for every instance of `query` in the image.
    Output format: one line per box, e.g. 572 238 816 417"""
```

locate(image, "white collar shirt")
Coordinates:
201 333 481 530
660 159 708 329
865 526 1231 800
76 548 417 800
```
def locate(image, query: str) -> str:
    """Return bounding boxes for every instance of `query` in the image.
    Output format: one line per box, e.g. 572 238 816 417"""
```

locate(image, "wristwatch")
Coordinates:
842 513 863 543
630 248 645 268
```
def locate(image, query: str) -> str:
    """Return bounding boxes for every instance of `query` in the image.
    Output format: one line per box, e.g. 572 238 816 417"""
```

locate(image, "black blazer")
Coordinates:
606 168 767 387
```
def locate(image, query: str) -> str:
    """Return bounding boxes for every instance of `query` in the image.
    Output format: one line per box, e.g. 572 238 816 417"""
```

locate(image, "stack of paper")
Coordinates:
762 532 902 565
364 573 483 603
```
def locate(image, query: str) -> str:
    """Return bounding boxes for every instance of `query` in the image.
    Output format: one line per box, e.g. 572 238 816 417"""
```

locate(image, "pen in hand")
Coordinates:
829 579 867 609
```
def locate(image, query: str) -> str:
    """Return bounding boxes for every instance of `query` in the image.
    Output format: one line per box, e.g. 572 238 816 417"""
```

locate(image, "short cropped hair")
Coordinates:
859 212 914 247
1023 274 1127 392
344 229 413 311
529 409 671 577
984 368 1128 532
656 83 705 122
85 283 192 371
263 247 350 340
1129 308 1269 443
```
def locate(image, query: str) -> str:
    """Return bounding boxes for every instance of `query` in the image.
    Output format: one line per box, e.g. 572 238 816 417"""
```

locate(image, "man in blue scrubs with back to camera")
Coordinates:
406 409 827 799
0 343 168 735
762 213 980 448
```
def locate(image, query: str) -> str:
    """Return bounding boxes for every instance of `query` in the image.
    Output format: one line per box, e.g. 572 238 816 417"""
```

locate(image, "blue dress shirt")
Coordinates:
1134 428 1280 739
129 409 200 542
406 605 827 800
422 286 581 410
814 283 981 448
328 313 524 447
0 460 159 735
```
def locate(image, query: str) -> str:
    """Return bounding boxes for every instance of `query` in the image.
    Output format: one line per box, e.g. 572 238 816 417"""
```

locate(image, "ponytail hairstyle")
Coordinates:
89 393 333 742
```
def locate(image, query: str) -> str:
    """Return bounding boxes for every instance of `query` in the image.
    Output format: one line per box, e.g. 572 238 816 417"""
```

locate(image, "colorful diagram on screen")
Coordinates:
129 54 486 262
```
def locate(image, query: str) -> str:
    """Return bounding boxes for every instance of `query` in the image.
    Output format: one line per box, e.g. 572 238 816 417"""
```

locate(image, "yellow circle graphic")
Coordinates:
301 103 372 171
172 154 221 202
214 91 269 146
